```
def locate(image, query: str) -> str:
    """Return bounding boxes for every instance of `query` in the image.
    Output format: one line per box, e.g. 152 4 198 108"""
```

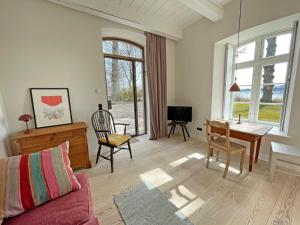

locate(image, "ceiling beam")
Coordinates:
47 0 182 40
175 0 224 22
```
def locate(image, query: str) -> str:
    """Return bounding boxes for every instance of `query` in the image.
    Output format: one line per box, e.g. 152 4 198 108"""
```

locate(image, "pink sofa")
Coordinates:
3 173 99 225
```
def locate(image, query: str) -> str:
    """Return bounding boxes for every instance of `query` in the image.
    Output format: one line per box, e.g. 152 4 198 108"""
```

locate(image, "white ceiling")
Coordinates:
48 0 233 40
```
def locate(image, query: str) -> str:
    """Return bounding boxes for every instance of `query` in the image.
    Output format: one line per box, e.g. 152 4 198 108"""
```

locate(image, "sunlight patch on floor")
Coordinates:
218 162 240 174
188 153 205 160
169 157 189 167
169 189 189 208
168 185 197 208
169 153 205 167
175 197 205 218
139 168 173 189
178 185 196 199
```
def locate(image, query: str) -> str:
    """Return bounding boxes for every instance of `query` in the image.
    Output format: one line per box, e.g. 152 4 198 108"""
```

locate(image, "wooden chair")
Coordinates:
205 119 246 178
91 104 132 173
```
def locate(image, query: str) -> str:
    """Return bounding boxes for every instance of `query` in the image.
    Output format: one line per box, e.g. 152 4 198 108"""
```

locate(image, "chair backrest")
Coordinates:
205 119 230 150
91 104 116 139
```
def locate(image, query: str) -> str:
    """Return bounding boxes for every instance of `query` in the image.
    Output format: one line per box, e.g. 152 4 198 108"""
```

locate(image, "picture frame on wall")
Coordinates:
30 88 73 128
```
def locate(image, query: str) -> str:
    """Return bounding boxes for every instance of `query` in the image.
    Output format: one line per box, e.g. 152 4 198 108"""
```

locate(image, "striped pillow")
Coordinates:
0 141 81 220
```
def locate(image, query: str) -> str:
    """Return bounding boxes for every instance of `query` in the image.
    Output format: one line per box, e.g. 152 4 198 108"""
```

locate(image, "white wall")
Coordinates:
0 0 176 156
0 91 9 158
0 0 107 156
175 0 300 158
167 40 176 106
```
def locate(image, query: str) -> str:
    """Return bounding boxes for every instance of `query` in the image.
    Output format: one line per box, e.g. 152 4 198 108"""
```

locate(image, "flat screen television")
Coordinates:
167 106 192 122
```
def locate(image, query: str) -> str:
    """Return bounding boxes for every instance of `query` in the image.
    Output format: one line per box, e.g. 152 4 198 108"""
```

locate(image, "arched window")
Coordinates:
103 38 144 60
102 38 146 136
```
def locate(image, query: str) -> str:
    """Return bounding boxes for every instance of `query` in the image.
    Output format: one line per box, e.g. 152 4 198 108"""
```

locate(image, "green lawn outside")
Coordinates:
258 104 282 123
233 103 281 123
232 103 249 119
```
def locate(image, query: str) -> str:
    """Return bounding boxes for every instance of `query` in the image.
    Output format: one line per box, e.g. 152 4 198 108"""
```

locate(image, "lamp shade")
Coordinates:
229 82 240 92
18 114 33 122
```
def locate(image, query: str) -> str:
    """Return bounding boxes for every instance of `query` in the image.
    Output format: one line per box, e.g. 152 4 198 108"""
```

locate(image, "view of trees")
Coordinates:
232 32 291 124
103 40 143 102
261 37 277 103
103 40 146 135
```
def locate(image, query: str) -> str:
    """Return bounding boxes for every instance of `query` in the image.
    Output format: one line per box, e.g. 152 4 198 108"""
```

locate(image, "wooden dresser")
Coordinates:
10 122 91 170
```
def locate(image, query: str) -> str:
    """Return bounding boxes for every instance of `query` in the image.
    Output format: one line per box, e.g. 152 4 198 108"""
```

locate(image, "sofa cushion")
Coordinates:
3 173 98 225
0 141 81 221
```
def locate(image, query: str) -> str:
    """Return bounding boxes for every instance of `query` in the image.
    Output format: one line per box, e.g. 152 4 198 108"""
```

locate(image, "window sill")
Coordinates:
267 126 290 138
227 119 290 138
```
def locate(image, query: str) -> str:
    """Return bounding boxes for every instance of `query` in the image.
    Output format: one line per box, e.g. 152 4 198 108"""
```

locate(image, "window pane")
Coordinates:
104 58 136 135
236 42 256 63
233 86 251 102
260 84 285 103
232 68 253 120
258 104 282 123
263 33 292 58
103 40 143 59
232 103 250 119
261 62 288 85
236 68 253 85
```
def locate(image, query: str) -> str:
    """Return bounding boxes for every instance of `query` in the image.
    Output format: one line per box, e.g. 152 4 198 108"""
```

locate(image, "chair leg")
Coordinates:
206 146 212 168
240 150 245 174
216 150 220 161
110 147 114 173
96 144 102 164
128 141 132 159
223 152 232 178
181 125 186 141
184 125 190 137
172 124 176 134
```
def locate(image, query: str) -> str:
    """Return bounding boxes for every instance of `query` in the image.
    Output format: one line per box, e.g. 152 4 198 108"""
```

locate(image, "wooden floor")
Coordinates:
81 135 300 225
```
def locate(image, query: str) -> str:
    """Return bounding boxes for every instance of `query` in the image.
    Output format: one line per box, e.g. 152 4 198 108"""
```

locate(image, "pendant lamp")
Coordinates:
229 0 243 92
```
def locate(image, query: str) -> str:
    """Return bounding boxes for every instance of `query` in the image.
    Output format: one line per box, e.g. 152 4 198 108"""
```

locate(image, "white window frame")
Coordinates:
228 29 294 127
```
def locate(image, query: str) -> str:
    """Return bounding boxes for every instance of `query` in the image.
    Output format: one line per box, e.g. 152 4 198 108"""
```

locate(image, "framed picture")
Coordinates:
30 88 73 128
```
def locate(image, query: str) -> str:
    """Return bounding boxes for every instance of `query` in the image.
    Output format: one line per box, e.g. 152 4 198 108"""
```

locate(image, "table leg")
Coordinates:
249 141 255 172
255 137 262 163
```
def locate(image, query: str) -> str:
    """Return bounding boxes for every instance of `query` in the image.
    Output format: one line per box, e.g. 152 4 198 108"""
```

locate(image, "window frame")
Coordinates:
229 29 293 127
102 37 145 62
102 37 147 136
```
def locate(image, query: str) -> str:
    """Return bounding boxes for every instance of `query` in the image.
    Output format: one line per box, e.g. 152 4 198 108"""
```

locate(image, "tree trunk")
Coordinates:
261 37 277 103
111 41 119 101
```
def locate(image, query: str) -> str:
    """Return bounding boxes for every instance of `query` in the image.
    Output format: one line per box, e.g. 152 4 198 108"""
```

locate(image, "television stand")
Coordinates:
168 121 190 141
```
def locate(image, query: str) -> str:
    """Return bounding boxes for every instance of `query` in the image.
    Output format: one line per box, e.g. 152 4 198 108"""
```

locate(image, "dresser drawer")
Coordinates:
69 143 87 155
69 153 88 169
49 131 72 142
21 135 50 148
11 123 90 170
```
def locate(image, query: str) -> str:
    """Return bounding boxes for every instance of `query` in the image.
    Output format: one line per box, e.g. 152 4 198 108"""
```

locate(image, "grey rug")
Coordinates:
114 183 194 225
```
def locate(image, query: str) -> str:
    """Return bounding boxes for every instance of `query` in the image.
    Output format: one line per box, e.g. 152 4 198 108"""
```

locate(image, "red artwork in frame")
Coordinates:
30 88 73 128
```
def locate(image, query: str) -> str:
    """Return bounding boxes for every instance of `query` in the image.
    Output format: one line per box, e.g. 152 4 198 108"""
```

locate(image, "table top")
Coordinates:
216 120 273 137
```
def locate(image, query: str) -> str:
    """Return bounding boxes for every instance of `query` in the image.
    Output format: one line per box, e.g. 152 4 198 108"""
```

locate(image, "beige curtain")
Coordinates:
146 33 167 140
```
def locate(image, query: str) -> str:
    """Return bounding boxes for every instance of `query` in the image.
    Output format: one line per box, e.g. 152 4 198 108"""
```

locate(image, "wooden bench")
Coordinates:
270 142 300 180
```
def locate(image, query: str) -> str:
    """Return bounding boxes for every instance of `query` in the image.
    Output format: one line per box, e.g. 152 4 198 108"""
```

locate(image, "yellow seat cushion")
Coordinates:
99 133 131 147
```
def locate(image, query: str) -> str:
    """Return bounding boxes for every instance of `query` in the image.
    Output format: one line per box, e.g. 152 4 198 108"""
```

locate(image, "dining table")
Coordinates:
211 120 273 172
